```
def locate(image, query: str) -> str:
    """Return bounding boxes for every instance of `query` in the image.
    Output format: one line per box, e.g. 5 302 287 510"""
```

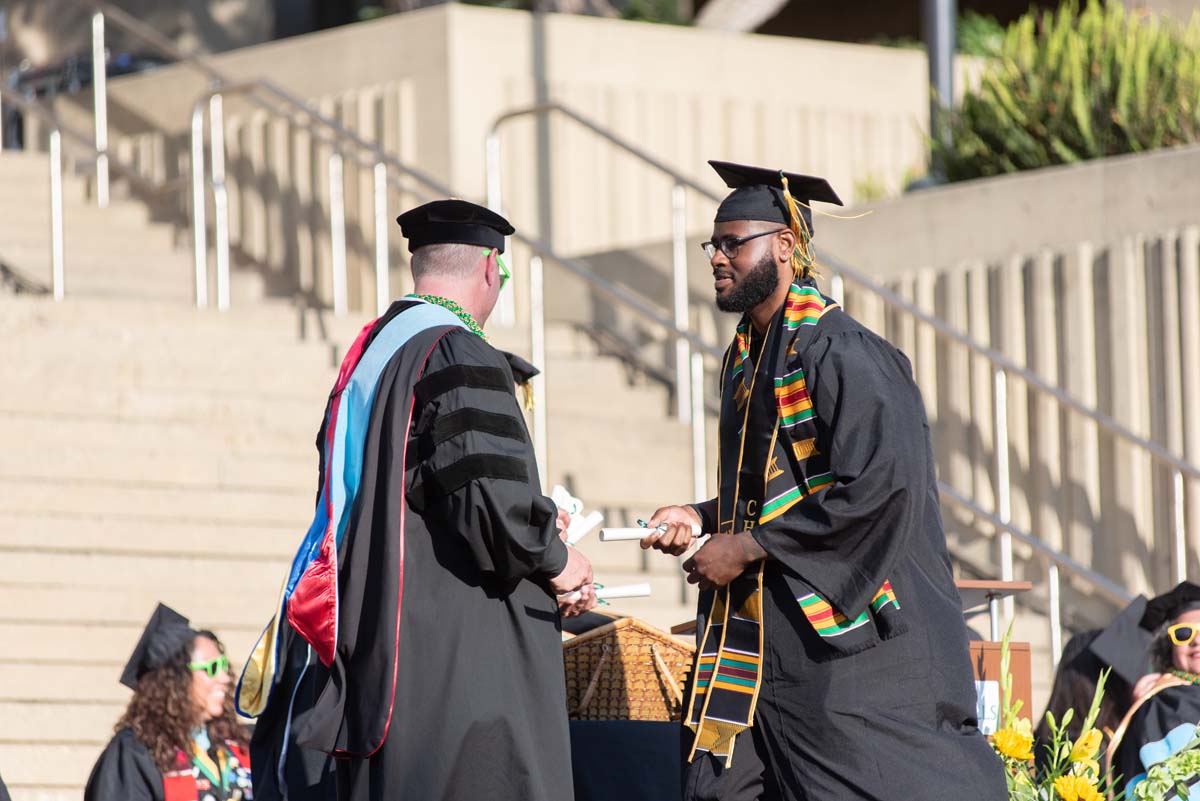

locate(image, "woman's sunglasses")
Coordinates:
188 654 230 678
1168 622 1200 646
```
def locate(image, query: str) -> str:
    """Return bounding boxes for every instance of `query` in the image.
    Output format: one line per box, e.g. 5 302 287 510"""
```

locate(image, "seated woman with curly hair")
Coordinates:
85 604 253 801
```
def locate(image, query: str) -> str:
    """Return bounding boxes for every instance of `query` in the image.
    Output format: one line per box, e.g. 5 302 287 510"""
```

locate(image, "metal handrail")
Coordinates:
485 99 1198 624
0 83 176 300
939 482 1135 666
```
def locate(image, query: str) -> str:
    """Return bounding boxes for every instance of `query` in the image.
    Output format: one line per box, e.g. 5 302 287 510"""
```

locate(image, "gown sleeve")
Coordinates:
750 329 930 618
83 730 163 801
408 329 568 585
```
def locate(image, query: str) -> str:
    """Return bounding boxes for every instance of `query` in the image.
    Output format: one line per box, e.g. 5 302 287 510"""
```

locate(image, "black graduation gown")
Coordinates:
294 316 573 801
1113 683 1200 798
688 312 1007 801
85 728 165 801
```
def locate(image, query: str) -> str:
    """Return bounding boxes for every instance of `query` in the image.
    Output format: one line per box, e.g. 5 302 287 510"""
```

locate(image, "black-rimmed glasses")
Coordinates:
700 228 789 260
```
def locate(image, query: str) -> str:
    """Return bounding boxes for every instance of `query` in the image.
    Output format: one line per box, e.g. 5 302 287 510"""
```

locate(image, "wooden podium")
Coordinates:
960 580 1033 732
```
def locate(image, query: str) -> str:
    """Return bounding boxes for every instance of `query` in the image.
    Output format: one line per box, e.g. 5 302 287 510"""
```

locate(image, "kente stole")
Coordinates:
685 280 901 766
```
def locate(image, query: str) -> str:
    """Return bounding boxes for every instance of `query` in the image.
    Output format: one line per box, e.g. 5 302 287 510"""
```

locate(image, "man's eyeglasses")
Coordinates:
1169 622 1200 646
700 228 789 260
484 249 511 292
188 654 230 678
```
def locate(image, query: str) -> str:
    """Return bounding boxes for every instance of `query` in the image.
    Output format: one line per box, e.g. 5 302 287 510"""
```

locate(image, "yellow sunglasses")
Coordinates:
1168 622 1200 646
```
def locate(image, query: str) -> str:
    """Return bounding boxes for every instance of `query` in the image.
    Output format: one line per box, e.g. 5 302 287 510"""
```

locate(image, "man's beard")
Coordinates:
715 252 780 313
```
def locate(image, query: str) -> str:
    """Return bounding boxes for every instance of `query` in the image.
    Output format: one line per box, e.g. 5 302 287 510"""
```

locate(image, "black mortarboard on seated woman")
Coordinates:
85 604 253 801
1107 582 1200 797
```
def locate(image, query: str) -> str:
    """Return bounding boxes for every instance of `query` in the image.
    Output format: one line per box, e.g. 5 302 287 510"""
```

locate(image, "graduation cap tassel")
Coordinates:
778 172 819 280
520 380 535 412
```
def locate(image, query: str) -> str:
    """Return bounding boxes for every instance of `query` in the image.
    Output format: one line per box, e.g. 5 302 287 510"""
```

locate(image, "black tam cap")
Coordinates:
709 160 843 234
1141 581 1200 632
119 603 197 690
1089 595 1153 686
396 199 514 254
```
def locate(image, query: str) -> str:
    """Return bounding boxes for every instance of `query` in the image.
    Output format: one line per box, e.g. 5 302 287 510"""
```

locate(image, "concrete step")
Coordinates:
0 583 289 628
0 549 289 594
0 478 310 528
0 701 123 746
0 743 106 796
0 514 305 561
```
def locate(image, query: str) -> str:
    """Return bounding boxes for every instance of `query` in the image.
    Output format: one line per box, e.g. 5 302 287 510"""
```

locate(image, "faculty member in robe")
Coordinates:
643 161 1007 801
237 199 595 801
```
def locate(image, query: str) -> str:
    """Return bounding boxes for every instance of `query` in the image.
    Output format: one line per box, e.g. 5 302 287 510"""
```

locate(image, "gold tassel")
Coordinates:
520 381 535 412
779 172 819 280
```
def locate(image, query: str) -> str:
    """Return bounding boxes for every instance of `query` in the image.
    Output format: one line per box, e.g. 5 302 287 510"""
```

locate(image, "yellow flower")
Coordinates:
994 724 1035 761
1071 758 1101 779
1053 774 1102 801
1069 729 1103 762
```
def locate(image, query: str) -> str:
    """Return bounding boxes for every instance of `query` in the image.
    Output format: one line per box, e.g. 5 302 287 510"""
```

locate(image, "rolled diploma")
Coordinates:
562 582 652 603
599 525 702 542
566 511 604 545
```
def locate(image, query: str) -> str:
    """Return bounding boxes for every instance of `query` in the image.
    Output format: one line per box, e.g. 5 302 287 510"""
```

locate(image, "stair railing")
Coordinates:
485 100 1199 639
0 84 175 301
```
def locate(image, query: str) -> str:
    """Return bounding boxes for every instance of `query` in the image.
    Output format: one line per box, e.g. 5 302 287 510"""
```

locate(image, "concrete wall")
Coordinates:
593 145 1200 607
48 4 948 319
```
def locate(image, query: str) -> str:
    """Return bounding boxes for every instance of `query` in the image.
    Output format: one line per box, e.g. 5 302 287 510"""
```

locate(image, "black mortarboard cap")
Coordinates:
396 199 515 254
709 160 844 234
1141 581 1200 632
119 603 197 690
1089 595 1152 686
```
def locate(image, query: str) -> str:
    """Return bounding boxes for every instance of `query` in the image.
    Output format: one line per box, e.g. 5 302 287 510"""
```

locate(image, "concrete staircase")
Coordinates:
0 151 706 798
0 147 1070 798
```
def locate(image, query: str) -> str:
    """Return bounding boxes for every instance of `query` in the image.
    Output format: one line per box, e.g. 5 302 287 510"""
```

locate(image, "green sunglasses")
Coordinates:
483 248 511 292
188 654 230 678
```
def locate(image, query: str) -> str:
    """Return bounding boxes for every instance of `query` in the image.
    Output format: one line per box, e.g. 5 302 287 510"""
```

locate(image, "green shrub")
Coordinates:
933 1 1200 181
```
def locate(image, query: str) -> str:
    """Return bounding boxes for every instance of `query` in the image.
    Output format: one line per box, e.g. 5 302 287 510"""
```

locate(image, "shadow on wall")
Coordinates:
1 0 273 69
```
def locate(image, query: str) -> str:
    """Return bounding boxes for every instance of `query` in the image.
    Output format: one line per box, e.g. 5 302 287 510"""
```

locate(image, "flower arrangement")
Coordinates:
1129 732 1200 801
990 626 1114 801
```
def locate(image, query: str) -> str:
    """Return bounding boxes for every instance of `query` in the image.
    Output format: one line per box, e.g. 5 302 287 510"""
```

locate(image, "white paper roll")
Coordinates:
599 525 701 542
566 511 604 545
562 583 652 603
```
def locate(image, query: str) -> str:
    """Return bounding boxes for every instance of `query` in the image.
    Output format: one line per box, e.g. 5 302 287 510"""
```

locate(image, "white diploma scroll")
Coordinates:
562 582 652 603
599 525 702 542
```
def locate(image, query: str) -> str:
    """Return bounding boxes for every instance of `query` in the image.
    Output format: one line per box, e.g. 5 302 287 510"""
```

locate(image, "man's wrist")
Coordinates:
736 532 768 563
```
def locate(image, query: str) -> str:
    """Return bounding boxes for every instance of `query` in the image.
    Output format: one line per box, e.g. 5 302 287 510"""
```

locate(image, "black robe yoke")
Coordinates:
296 320 573 801
84 729 165 801
690 313 1006 801
1113 684 1200 798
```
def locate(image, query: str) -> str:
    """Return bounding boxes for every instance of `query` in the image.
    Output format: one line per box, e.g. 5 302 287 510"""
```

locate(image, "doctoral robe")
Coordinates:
281 299 573 801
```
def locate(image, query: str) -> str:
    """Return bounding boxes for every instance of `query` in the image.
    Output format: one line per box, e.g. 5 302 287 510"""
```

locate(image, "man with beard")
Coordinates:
641 161 1007 801
237 199 596 801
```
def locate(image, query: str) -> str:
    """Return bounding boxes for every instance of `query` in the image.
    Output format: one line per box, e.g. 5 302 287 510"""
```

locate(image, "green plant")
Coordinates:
933 1 1200 181
958 11 1005 57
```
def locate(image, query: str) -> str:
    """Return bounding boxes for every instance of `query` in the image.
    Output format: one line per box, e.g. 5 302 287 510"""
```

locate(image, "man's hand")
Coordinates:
682 532 766 590
640 505 702 556
555 508 572 543
550 547 597 617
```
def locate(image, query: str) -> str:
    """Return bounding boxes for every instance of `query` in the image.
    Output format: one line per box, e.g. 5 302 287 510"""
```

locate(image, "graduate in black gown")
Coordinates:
237 199 596 801
1109 582 1200 799
643 162 1007 801
86 604 252 801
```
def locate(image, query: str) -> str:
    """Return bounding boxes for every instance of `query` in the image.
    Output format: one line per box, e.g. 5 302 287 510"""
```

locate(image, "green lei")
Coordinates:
407 294 486 340
1170 668 1200 685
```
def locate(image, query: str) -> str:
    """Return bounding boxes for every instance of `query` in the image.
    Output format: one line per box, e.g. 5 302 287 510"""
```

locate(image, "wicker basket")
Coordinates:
562 617 695 722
